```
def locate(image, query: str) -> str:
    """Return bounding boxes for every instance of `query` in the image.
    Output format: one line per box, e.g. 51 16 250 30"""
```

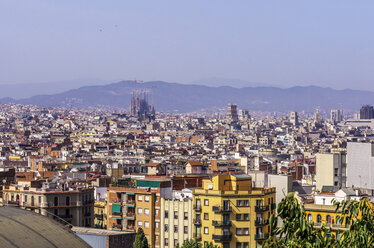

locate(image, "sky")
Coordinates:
0 1 374 91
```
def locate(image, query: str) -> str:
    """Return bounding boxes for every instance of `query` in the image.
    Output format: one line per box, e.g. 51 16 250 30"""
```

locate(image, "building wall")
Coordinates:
160 197 193 248
316 153 336 191
192 175 275 248
347 142 374 191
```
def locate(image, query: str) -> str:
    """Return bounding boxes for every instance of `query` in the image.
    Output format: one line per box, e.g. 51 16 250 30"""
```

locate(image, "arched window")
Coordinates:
54 196 58 206
66 196 70 206
317 214 322 223
326 215 331 224
307 214 313 222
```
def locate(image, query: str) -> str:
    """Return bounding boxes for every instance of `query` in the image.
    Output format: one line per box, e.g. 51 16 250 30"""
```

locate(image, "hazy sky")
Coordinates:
1 1 373 90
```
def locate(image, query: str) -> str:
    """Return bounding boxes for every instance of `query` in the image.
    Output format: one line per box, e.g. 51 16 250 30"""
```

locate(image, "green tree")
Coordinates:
334 198 374 247
133 228 149 248
264 192 374 248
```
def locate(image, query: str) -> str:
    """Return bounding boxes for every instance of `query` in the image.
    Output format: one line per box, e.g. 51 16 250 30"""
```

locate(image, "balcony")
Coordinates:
7 200 20 205
255 219 269 226
193 233 202 240
112 199 123 204
271 203 276 210
212 206 232 213
124 225 136 231
212 233 232 241
255 205 269 212
58 214 73 219
95 214 104 219
193 205 202 211
112 224 122 230
254 233 269 240
212 220 232 227
125 200 136 205
193 218 201 225
112 212 122 217
124 212 135 219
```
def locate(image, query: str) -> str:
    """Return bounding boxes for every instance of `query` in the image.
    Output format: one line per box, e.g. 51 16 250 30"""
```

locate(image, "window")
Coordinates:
155 196 159 202
204 213 209 220
308 214 312 222
164 238 168 246
204 199 209 206
174 239 178 246
184 226 188 234
174 211 178 219
145 195 150 202
165 210 169 218
184 212 188 220
137 221 143 228
243 200 249 206
204 227 209 234
144 221 149 228
236 214 241 221
236 242 242 248
237 200 243 206
243 214 249 220
137 208 143 214
243 242 249 248
145 208 150 215
164 224 168 232
137 195 143 202
66 196 70 206
174 226 178 233
326 215 331 224
317 215 322 223
155 209 159 216
155 222 159 229
38 196 41 204
25 195 27 202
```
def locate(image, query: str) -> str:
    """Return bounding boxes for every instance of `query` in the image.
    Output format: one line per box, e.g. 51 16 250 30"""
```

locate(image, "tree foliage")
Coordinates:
264 192 374 248
133 228 149 248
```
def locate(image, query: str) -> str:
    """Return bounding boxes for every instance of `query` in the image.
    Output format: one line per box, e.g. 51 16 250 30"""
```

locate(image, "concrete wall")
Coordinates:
347 142 374 191
315 153 335 191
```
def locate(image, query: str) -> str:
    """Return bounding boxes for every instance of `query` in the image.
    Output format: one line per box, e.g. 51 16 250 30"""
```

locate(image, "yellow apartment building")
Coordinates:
94 200 107 229
193 174 276 248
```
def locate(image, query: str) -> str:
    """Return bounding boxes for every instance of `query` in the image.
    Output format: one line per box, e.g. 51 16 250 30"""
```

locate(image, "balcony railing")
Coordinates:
112 224 122 229
255 205 269 212
125 212 135 218
212 233 232 241
7 200 20 205
112 199 123 204
95 214 104 219
193 205 202 211
58 214 73 219
193 233 202 240
125 225 135 231
125 200 136 205
193 218 201 225
212 206 232 213
255 219 269 226
112 212 122 216
212 220 232 227
254 233 269 240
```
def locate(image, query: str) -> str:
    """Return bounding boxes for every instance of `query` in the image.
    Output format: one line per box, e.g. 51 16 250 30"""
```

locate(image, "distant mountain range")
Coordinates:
0 80 373 113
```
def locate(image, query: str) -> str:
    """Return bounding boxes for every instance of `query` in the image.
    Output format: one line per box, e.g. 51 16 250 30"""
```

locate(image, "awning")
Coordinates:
112 204 121 213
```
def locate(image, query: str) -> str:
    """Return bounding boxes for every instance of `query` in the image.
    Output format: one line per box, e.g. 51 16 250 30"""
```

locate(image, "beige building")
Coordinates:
3 184 94 227
160 189 193 248
316 152 346 191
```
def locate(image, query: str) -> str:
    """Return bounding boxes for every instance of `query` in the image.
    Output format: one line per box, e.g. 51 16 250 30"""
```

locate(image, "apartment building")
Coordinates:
315 152 346 191
193 174 276 248
3 182 94 227
160 188 193 248
107 178 172 248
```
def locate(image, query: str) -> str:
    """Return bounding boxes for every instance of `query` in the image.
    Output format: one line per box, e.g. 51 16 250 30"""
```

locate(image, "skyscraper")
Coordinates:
359 105 374 120
289 112 299 126
330 109 343 123
226 104 239 123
